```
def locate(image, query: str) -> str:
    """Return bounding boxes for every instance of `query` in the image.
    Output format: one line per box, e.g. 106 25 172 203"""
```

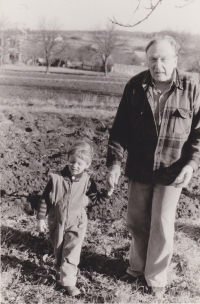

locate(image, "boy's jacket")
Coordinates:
37 166 109 262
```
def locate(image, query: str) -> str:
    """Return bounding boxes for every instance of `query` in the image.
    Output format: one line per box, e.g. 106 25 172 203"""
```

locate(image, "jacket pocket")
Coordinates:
167 109 192 135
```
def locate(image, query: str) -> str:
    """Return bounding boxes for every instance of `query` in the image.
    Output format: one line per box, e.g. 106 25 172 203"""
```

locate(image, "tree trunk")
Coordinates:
45 56 50 73
104 59 108 76
46 64 50 73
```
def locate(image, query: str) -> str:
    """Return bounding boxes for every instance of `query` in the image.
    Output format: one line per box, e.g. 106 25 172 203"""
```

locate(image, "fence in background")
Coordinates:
112 64 146 76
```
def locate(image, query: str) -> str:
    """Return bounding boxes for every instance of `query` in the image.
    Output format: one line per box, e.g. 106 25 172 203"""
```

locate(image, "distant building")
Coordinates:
55 36 63 42
0 28 27 64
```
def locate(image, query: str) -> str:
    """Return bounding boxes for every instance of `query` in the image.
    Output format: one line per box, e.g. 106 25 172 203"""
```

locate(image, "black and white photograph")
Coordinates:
1 0 200 303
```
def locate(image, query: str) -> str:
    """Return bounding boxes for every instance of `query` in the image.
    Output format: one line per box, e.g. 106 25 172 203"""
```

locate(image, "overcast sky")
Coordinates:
1 0 200 34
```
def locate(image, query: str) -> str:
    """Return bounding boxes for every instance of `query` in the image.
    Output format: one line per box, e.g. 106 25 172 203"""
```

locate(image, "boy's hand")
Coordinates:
37 219 47 232
106 165 121 190
106 175 114 193
107 188 114 196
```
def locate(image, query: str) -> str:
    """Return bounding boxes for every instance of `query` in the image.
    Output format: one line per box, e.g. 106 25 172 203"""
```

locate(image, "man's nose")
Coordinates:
155 58 162 69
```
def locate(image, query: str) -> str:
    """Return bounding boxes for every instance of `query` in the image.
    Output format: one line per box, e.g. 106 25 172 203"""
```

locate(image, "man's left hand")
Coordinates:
174 165 194 188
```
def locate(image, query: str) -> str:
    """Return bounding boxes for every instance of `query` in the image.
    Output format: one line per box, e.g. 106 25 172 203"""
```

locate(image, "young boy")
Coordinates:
37 139 113 296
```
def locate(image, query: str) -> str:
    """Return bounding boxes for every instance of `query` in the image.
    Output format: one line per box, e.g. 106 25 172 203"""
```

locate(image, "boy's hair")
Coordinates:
68 139 94 164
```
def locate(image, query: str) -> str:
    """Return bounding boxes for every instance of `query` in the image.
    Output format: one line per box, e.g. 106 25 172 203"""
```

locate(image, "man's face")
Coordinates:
146 41 178 83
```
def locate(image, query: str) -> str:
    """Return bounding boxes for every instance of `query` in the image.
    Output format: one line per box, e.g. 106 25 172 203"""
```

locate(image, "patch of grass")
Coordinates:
1 212 200 303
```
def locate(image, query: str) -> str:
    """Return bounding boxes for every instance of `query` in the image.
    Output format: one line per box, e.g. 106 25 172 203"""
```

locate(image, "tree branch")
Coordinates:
126 0 142 25
109 0 162 28
175 0 197 8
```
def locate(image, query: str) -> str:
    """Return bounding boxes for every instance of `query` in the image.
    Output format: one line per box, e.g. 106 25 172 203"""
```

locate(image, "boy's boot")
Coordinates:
64 286 80 297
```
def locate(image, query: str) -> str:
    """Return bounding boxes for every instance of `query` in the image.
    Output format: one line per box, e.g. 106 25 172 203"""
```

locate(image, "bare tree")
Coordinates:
34 18 68 73
110 0 198 28
91 24 124 76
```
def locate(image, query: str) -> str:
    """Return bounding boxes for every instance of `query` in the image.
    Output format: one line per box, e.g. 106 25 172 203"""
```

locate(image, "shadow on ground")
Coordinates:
1 225 127 282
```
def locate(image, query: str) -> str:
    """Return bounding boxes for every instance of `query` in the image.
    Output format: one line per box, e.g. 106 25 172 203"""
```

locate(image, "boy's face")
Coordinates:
68 155 90 176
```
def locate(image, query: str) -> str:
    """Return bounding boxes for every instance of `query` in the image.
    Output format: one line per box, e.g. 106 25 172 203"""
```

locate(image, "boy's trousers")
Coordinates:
126 180 182 287
60 208 87 287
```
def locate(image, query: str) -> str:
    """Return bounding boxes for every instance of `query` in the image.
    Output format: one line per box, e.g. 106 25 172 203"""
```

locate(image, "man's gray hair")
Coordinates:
145 35 178 56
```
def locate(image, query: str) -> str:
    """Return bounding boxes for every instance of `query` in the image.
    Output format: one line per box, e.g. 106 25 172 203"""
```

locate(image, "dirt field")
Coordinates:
1 68 200 303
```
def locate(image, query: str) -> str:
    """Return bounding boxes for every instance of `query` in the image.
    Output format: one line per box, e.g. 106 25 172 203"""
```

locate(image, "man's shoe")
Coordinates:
64 286 81 297
150 287 165 299
120 273 138 283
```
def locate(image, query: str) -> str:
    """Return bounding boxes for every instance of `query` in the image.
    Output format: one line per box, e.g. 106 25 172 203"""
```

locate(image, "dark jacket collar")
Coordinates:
60 165 84 182
140 68 183 90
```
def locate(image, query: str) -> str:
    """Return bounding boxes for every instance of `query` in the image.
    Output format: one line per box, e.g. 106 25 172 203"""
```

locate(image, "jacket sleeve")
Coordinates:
37 178 53 219
86 178 110 206
106 83 132 168
186 85 200 170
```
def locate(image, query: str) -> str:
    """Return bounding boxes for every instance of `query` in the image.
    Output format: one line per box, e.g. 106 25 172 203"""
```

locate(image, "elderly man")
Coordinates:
106 36 200 299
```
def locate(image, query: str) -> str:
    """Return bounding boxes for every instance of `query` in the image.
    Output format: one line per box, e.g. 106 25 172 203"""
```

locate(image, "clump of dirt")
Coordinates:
1 109 200 220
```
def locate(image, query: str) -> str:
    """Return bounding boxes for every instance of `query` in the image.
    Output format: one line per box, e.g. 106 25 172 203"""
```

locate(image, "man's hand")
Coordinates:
37 219 47 232
106 164 121 191
174 165 194 188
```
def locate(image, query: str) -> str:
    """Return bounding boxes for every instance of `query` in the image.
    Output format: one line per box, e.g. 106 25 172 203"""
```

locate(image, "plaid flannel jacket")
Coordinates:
107 69 200 185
